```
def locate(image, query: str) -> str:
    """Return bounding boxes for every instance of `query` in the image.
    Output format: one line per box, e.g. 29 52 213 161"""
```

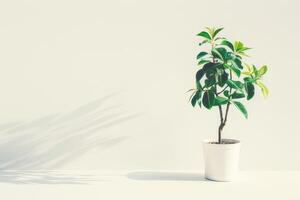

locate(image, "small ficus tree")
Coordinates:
188 27 268 144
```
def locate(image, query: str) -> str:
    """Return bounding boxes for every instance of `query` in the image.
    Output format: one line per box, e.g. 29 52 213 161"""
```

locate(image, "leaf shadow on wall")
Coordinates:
0 93 140 171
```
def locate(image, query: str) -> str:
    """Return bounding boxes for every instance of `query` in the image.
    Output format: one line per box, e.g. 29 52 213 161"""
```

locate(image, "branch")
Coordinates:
215 88 224 123
218 105 224 123
212 40 224 144
222 71 233 126
223 102 230 124
217 85 229 95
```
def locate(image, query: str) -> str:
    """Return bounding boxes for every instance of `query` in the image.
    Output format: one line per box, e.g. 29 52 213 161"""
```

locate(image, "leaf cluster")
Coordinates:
188 27 269 119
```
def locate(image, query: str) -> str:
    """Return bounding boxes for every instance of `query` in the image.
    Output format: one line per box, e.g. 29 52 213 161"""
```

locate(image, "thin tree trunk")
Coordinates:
211 40 230 144
218 123 222 144
217 104 224 144
217 71 233 143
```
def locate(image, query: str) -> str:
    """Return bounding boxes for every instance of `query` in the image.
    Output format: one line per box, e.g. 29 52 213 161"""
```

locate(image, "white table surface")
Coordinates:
0 170 299 200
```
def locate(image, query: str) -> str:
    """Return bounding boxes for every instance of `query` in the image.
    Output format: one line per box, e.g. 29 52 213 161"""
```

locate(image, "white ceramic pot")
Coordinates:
203 139 240 182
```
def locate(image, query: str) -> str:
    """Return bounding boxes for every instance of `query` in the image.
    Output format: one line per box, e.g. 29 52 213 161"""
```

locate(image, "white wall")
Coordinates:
0 0 299 170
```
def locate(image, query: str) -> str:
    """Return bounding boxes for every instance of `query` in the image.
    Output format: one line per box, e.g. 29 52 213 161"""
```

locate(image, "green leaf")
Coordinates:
211 49 223 61
225 63 241 77
258 65 268 76
217 48 228 59
234 41 251 57
244 63 252 72
218 72 228 87
233 101 248 119
231 92 245 99
244 81 255 100
242 71 252 76
212 47 227 61
212 27 223 38
205 27 215 37
234 41 244 52
198 100 202 108
202 90 215 109
196 62 222 81
196 69 205 82
226 80 243 89
196 52 208 60
189 90 196 101
196 80 202 90
220 40 234 51
191 94 197 107
232 58 243 69
205 68 215 79
191 90 202 107
197 31 211 40
244 77 254 83
252 65 259 77
237 51 250 57
204 76 216 87
196 90 202 101
235 81 244 88
214 96 228 106
198 60 209 66
256 81 269 97
224 90 230 97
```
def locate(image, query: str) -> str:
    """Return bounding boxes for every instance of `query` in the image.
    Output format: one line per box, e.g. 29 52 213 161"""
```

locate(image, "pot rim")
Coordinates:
203 138 240 145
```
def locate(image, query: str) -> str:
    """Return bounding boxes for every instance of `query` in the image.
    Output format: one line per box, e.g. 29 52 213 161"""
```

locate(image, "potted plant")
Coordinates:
188 27 268 181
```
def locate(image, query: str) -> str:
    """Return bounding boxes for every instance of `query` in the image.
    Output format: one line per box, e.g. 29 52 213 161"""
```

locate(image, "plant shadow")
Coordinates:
0 170 101 184
126 171 208 182
0 93 141 171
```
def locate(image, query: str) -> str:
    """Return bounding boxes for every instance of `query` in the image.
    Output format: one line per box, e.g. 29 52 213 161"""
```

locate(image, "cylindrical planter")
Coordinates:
203 139 240 182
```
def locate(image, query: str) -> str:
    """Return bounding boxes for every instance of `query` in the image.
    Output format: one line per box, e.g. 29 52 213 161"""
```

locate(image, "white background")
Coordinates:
0 0 299 170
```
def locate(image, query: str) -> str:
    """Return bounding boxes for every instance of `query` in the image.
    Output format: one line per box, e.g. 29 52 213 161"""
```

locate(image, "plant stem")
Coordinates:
215 86 224 144
223 96 231 125
211 40 225 144
217 83 229 144
218 71 233 143
218 123 222 144
224 70 233 124
217 85 229 95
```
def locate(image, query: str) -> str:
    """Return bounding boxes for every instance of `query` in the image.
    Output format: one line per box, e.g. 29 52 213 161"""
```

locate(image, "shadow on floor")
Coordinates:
0 93 141 170
0 170 101 184
126 171 208 181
